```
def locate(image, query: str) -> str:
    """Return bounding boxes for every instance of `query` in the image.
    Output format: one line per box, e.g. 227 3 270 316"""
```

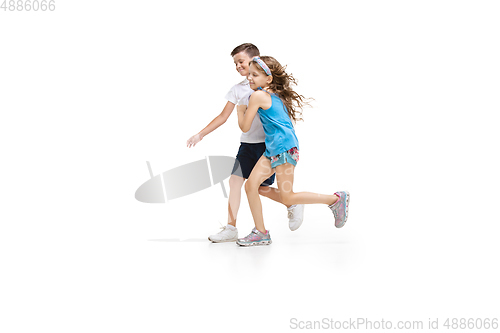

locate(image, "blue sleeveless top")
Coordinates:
257 88 299 157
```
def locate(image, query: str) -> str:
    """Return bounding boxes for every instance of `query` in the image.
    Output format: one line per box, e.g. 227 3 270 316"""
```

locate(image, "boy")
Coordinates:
186 43 304 242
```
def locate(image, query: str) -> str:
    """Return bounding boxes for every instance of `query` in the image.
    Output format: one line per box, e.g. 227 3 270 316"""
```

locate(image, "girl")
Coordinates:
236 56 349 246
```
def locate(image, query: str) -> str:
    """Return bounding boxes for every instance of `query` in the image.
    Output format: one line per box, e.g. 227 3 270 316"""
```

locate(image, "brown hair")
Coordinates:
250 56 311 123
231 43 260 58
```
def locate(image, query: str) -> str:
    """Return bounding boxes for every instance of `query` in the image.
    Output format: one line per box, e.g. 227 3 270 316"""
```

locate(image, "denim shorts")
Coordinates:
231 142 275 186
265 147 299 168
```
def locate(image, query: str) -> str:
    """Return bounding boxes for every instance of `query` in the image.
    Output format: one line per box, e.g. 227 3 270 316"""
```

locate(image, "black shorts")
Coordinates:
231 142 275 186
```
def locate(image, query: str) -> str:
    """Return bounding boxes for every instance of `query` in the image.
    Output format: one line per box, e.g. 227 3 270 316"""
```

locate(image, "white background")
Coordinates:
1 0 499 332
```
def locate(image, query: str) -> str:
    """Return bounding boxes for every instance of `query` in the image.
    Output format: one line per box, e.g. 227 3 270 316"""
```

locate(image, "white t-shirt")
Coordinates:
225 79 266 143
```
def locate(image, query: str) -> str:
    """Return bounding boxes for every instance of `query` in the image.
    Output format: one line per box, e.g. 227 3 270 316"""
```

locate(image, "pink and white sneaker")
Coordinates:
236 228 272 246
329 191 350 228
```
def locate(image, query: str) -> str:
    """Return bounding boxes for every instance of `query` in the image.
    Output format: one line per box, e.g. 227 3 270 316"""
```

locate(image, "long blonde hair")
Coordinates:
250 56 311 123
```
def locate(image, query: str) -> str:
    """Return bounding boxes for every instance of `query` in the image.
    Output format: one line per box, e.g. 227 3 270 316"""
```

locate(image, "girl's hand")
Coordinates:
186 133 203 148
239 91 268 132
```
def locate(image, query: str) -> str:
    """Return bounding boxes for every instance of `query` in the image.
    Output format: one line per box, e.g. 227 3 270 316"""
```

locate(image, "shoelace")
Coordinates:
217 223 236 234
332 198 345 221
242 229 258 240
287 205 296 219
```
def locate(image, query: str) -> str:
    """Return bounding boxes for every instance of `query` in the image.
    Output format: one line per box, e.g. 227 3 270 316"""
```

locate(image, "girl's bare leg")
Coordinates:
274 163 339 207
245 156 275 233
258 186 283 204
227 174 285 227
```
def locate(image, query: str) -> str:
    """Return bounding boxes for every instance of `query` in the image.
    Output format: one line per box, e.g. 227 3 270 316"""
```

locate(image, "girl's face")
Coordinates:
233 51 252 77
248 62 272 90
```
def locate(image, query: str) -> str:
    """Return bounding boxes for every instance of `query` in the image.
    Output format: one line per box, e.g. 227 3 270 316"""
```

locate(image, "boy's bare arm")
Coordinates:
186 101 236 148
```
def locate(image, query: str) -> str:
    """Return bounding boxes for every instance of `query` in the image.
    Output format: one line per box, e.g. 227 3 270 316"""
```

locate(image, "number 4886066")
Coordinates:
1 0 56 11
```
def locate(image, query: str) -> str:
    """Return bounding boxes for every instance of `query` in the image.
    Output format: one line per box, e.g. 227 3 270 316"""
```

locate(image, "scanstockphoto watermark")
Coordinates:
290 318 424 330
290 317 499 330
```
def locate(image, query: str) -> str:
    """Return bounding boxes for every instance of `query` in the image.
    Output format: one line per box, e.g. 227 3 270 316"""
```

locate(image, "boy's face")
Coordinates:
233 51 253 77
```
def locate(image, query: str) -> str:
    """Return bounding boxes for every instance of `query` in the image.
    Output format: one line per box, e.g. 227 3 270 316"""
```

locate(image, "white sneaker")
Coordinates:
208 225 238 243
287 204 305 231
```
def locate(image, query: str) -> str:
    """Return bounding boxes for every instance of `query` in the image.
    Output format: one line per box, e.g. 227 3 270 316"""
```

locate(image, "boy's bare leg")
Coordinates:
227 174 245 226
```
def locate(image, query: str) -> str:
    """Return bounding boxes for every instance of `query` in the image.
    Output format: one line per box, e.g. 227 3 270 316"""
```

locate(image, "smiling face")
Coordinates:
233 51 253 77
247 62 272 90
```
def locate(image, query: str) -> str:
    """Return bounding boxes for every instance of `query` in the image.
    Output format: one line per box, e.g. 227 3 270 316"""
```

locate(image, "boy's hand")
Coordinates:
186 133 203 148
